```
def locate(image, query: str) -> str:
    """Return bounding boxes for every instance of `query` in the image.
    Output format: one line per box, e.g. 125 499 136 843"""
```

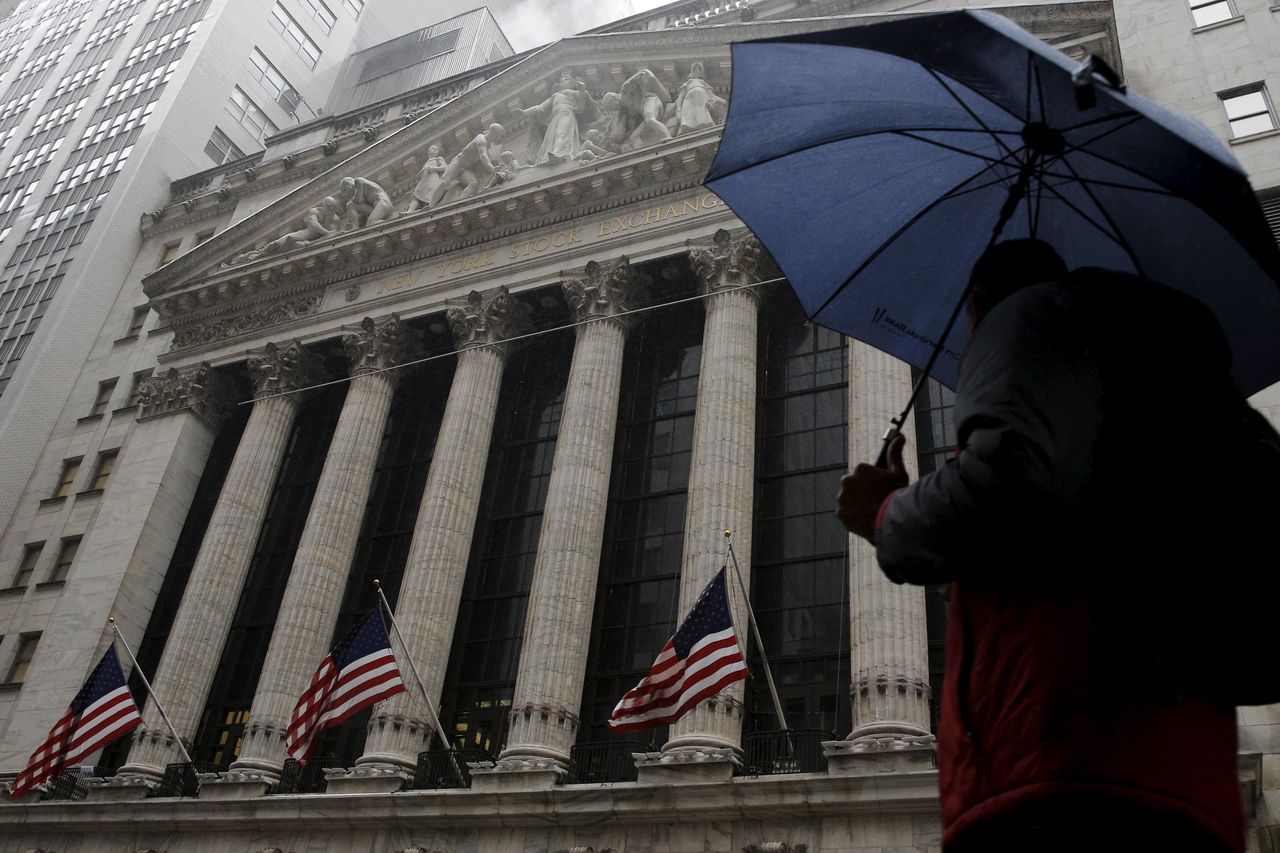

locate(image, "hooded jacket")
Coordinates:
875 271 1243 850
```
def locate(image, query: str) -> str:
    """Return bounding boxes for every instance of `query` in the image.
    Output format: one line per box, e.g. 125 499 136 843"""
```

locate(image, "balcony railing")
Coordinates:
743 729 831 776
271 757 332 795
407 748 493 790
39 767 91 801
567 740 649 784
147 761 215 798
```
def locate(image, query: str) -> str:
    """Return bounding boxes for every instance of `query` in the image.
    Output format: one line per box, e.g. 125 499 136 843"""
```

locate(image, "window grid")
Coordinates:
89 449 117 492
49 536 79 582
268 4 320 69
53 457 80 498
13 542 41 588
1221 86 1277 138
1189 0 1235 27
299 0 336 34
6 633 40 684
340 0 362 17
226 85 278 142
126 306 148 337
247 47 297 108
204 126 244 165
442 332 572 756
90 378 116 416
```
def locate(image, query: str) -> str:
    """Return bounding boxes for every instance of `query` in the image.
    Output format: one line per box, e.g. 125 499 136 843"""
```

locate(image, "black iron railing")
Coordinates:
744 729 831 775
566 740 649 784
270 757 331 795
407 748 493 790
146 762 214 798
39 767 90 801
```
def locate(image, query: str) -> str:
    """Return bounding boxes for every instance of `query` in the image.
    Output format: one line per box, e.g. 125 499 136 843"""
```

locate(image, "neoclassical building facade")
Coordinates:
0 1 1274 851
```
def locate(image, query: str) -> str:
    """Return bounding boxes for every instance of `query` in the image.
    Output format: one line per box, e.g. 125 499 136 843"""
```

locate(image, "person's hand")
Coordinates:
836 434 909 544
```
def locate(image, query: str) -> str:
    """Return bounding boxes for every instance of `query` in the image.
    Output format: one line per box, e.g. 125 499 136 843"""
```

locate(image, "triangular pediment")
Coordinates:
143 2 1119 352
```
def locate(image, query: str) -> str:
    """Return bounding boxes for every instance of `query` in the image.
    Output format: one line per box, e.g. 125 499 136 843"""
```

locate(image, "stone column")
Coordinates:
473 258 647 792
338 289 521 792
648 229 766 783
117 342 325 781
824 341 935 776
223 315 418 792
21 364 234 801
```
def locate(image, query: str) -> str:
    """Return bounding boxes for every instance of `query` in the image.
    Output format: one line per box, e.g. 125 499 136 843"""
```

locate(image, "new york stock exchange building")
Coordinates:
0 1 1275 851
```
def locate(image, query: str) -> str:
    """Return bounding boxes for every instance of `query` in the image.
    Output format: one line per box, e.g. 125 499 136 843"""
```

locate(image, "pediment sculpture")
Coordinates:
225 174 396 267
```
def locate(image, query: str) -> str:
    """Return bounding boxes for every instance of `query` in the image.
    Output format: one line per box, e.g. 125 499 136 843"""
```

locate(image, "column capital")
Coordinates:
247 339 328 399
342 314 420 377
446 286 525 350
562 256 649 325
136 362 236 429
688 228 776 297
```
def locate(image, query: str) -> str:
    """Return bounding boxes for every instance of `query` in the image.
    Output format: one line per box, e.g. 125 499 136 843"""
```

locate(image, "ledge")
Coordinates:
75 413 103 425
0 683 20 693
112 333 139 346
37 496 66 508
74 488 104 499
1229 128 1280 145
0 586 25 596
111 404 138 415
1192 14 1244 34
33 580 65 592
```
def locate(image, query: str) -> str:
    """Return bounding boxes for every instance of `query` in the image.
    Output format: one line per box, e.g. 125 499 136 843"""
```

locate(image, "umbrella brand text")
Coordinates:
871 307 961 361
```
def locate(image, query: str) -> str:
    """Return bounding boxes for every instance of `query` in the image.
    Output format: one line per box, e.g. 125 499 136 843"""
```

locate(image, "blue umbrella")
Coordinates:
705 10 1280 420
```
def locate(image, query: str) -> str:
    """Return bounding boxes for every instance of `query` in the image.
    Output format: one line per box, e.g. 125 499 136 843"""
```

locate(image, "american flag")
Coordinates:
9 645 141 798
608 568 748 732
284 607 405 764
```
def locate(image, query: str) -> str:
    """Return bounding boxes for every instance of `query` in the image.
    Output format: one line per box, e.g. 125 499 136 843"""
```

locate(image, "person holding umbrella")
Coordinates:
837 237 1248 852
703 10 1280 852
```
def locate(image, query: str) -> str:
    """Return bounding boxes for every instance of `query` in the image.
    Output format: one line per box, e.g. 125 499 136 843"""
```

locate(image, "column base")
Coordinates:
635 746 738 785
823 734 937 776
199 769 273 800
324 765 411 795
83 776 154 801
469 756 564 792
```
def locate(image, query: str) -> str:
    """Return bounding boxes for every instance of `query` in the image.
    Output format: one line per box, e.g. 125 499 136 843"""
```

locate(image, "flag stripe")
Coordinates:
607 569 747 733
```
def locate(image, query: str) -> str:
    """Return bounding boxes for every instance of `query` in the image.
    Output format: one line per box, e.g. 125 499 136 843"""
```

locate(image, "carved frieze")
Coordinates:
688 228 774 295
562 256 649 324
446 286 524 349
247 340 328 399
169 294 323 350
342 313 419 375
135 363 235 428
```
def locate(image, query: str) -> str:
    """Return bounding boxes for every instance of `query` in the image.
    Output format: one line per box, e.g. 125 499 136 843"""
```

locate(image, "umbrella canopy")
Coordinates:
705 10 1280 395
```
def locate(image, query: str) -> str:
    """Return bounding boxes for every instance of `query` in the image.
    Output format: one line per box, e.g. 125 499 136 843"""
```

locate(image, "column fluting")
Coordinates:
119 342 325 778
664 229 767 756
846 340 932 740
497 258 648 772
232 315 418 776
357 288 520 769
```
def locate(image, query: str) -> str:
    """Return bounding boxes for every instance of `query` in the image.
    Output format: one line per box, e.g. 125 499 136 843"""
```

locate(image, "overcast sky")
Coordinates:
438 0 678 52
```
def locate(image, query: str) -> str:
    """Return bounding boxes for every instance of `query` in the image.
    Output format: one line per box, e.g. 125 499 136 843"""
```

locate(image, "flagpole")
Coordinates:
723 530 790 732
108 617 196 768
372 581 450 751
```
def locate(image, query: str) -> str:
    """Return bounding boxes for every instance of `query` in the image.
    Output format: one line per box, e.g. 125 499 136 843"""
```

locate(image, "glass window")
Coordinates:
268 4 321 70
1221 87 1277 138
49 537 79 582
90 378 116 416
89 449 117 491
341 0 362 17
227 86 278 142
194 229 214 245
247 48 300 113
1189 0 1235 26
127 368 153 406
13 542 41 587
204 126 244 165
127 305 148 337
158 241 180 267
53 458 80 498
7 634 39 684
300 0 336 34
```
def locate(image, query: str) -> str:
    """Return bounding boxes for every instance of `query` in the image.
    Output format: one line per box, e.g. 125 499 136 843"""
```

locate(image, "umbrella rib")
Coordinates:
925 68 1019 160
811 162 1012 321
1046 114 1145 165
1033 59 1048 126
705 126 1018 185
1061 110 1141 133
1034 177 1133 258
1035 169 1177 196
893 131 1009 166
1054 156 1146 275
